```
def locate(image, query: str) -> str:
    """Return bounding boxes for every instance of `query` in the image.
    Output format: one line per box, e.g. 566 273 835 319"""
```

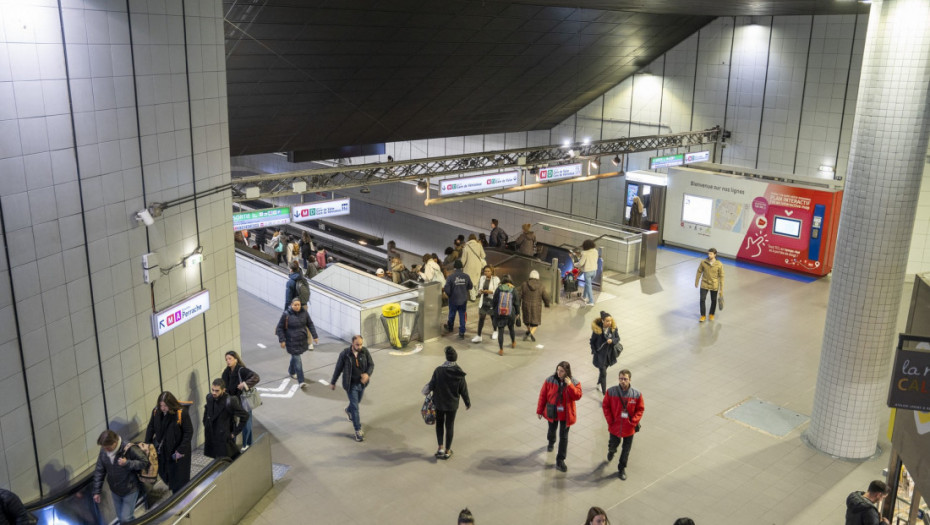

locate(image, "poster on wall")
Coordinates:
663 166 843 276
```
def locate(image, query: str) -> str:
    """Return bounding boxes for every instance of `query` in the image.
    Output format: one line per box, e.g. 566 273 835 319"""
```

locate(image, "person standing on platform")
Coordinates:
575 239 599 306
694 247 724 322
202 378 249 459
221 351 261 450
92 430 150 524
277 298 318 388
845 480 890 525
513 223 537 256
536 361 582 472
489 218 508 248
629 195 644 229
330 335 375 442
443 260 473 340
460 234 486 301
519 269 551 342
471 265 500 343
422 346 471 460
492 275 520 355
144 391 193 493
590 312 622 395
602 369 644 480
419 253 444 284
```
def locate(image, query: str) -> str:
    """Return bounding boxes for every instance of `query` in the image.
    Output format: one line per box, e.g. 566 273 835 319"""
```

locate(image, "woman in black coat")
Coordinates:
590 311 623 395
221 351 260 451
276 298 319 388
144 391 193 493
422 346 470 459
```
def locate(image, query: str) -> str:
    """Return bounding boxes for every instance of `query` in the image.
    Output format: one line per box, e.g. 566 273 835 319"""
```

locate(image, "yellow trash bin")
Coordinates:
381 303 402 348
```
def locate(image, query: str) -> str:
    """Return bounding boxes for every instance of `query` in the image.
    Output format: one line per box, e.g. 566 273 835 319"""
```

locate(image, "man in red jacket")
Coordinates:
602 369 644 480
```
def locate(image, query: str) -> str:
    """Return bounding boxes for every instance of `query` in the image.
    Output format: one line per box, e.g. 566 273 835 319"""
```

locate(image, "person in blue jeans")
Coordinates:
330 335 375 442
221 351 260 451
443 259 473 339
92 430 150 523
276 298 318 390
575 239 599 306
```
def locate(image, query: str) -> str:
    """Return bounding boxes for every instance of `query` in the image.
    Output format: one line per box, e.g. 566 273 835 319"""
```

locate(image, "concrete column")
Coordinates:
807 0 930 458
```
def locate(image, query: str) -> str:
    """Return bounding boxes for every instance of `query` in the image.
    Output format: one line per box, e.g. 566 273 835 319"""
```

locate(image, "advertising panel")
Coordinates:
888 335 930 412
152 290 210 338
536 163 583 183
663 166 843 276
438 171 521 196
233 207 290 231
292 198 351 222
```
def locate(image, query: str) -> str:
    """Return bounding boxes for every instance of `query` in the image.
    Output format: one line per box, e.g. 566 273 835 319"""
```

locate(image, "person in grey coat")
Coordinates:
330 335 375 442
519 269 551 342
423 346 471 459
92 429 150 524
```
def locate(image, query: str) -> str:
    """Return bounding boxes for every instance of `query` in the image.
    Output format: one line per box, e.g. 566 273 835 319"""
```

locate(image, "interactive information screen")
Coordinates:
773 216 802 238
233 207 290 231
681 194 713 226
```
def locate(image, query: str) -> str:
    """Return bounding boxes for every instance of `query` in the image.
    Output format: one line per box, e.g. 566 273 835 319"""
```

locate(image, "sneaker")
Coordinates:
308 343 314 351
491 331 498 340
709 314 715 321
458 333 465 340
699 316 706 322
241 445 250 452
607 450 615 462
435 448 445 458
289 374 297 380
471 335 482 343
442 450 453 460
354 431 364 442
547 443 554 452
345 408 352 422
556 460 567 472
299 382 307 389
618 468 627 480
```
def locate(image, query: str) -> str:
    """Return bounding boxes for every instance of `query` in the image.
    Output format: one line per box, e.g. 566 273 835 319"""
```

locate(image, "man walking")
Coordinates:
694 247 724 322
602 369 644 480
443 259 473 339
489 219 507 248
845 480 890 525
202 378 249 459
330 335 375 442
92 430 150 523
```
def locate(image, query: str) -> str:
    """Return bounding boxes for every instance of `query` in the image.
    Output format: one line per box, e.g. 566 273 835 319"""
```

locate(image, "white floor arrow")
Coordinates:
260 383 300 398
256 379 290 393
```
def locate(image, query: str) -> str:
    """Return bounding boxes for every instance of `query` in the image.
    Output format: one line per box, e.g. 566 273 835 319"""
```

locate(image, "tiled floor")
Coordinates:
235 247 903 524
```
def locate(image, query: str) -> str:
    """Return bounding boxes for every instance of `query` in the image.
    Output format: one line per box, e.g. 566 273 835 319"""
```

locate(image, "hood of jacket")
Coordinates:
846 491 876 516
591 318 606 334
439 363 467 379
288 272 302 282
523 278 541 292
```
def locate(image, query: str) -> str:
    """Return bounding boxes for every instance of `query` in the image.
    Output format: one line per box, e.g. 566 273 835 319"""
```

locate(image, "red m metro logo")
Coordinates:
166 310 181 326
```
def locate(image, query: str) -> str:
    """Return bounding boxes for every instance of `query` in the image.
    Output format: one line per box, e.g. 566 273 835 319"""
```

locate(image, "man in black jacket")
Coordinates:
202 378 249 459
92 430 150 524
330 335 374 442
846 480 890 525
0 488 32 525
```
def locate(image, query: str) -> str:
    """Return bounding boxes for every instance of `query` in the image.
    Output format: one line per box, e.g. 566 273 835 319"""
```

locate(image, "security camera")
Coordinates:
136 209 155 226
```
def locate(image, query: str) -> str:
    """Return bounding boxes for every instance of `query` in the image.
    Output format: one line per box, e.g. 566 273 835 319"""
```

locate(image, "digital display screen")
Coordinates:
773 216 802 238
626 184 639 207
681 194 713 226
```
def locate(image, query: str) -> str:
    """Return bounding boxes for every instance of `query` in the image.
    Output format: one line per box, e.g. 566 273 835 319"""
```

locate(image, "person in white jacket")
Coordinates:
576 239 599 305
418 253 444 284
471 265 501 343
460 234 486 301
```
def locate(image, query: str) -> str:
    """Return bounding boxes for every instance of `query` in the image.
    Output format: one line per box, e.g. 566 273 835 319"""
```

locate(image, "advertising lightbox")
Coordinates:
439 171 521 196
292 198 351 222
152 290 210 338
233 207 290 231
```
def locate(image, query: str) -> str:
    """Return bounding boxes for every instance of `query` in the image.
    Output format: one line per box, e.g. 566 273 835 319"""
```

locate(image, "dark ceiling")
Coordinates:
223 1 865 157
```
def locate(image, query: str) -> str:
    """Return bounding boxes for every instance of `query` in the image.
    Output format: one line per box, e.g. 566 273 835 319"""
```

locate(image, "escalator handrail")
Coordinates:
122 457 232 525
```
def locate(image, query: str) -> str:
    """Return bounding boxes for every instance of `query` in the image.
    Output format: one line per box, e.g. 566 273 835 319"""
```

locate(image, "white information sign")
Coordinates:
684 151 711 164
438 171 520 196
536 163 583 183
152 290 210 338
292 198 351 222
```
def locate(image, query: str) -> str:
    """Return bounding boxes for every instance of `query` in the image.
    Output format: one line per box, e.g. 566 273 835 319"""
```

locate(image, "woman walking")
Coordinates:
590 311 622 395
536 361 582 472
575 239 599 305
276 298 319 389
513 223 537 256
144 391 193 493
519 270 551 342
583 507 611 525
492 275 520 356
471 265 500 343
221 351 260 451
422 346 471 459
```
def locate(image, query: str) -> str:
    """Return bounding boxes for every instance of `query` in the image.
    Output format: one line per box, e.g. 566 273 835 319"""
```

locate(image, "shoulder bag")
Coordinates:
238 369 262 411
421 393 436 425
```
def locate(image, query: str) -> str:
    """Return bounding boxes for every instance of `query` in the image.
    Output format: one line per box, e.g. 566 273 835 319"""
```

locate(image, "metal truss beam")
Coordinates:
231 127 720 202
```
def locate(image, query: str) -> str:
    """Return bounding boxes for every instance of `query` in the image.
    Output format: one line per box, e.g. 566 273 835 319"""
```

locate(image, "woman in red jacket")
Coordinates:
536 361 582 472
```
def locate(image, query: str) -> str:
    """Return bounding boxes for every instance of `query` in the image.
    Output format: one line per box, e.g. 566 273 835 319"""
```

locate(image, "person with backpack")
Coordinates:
492 274 521 356
92 429 151 523
277 298 319 388
221 351 261 451
271 231 286 265
203 378 249 460
284 262 310 311
144 391 193 493
443 260 473 340
489 219 508 248
536 361 582 473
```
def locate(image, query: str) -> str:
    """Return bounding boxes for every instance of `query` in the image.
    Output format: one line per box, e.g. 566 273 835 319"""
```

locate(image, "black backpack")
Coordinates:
296 278 310 306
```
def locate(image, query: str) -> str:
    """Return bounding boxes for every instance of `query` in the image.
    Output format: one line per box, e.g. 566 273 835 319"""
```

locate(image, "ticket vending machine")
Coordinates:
624 171 668 238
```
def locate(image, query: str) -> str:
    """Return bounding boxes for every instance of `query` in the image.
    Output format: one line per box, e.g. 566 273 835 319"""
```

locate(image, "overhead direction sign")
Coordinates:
233 207 290 231
152 290 210 338
292 198 351 222
536 163 583 183
438 171 521 196
649 150 711 170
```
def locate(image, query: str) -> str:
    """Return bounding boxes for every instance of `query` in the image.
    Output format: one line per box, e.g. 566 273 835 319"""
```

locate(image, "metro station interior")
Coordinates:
2 0 930 523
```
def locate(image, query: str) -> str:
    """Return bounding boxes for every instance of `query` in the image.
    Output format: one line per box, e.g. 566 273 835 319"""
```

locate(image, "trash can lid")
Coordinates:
400 300 418 312
382 303 401 317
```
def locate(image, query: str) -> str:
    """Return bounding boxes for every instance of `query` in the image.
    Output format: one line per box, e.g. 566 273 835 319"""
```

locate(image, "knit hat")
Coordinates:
445 346 458 362
376 268 385 276
529 270 539 279
453 259 463 269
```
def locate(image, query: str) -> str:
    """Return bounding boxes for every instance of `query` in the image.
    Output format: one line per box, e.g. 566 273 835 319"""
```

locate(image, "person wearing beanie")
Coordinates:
422 346 471 459
590 311 622 395
443 259 473 339
519 269 551 342
457 508 475 524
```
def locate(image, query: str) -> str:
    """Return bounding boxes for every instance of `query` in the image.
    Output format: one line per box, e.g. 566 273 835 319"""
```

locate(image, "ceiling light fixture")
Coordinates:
611 155 621 167
590 159 599 170
415 180 428 193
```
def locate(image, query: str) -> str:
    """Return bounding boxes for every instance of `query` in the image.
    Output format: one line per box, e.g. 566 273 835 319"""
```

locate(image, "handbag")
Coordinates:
421 393 436 425
515 315 522 327
718 293 725 311
545 403 557 420
238 369 262 410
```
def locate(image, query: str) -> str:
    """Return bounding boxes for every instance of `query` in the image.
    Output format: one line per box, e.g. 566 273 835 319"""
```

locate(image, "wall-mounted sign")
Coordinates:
649 150 711 170
152 290 210 338
536 163 583 183
888 335 930 412
232 207 290 231
292 198 351 222
438 171 520 196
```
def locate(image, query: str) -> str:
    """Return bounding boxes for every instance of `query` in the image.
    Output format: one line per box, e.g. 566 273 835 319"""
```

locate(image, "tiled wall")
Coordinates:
0 0 236 500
